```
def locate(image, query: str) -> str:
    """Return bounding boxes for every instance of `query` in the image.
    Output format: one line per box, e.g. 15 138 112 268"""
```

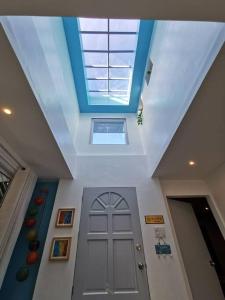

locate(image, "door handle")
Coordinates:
209 260 216 267
138 262 144 270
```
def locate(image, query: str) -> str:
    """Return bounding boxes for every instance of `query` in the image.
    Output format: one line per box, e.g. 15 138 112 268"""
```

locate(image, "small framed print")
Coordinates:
49 237 71 261
55 208 75 228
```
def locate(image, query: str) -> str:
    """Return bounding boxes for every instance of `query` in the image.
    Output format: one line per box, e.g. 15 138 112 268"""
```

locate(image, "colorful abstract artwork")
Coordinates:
55 208 75 227
49 237 71 261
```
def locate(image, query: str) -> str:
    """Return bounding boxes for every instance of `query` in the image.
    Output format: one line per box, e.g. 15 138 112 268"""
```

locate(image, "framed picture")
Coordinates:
55 208 75 228
49 237 71 261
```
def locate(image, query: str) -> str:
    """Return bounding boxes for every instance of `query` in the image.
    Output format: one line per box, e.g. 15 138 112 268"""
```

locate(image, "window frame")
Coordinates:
90 118 129 145
79 19 140 105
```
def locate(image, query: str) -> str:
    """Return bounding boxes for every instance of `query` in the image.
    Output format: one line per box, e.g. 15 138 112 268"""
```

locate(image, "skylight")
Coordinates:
63 17 154 112
78 18 140 106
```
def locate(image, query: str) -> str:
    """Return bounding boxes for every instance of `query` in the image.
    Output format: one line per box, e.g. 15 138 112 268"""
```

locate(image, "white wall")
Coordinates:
22 164 225 300
206 163 225 219
1 16 80 177
160 178 225 300
160 179 210 197
206 162 225 223
33 155 191 300
140 21 225 176
160 178 225 239
2 17 224 300
2 17 224 181
76 113 144 155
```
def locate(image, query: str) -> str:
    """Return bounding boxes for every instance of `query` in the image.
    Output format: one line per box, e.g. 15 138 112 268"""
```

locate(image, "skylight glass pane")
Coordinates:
109 68 131 79
109 80 129 91
109 91 127 97
88 80 108 91
79 18 108 31
78 18 140 106
81 34 108 50
89 92 109 97
109 53 135 67
109 19 139 32
83 52 108 67
86 68 108 79
109 91 128 96
109 34 137 51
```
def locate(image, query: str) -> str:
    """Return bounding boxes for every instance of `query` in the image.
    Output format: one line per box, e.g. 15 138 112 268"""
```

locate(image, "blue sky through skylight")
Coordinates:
78 18 140 105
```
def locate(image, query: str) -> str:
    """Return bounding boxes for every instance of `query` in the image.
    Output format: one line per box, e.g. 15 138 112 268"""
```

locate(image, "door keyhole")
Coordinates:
138 262 144 270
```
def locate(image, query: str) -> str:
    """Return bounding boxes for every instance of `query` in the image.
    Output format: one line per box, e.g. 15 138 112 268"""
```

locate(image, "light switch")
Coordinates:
154 227 166 239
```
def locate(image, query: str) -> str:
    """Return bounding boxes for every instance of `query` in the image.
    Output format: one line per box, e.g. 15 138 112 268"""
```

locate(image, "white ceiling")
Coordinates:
0 0 224 22
154 44 225 179
0 25 72 178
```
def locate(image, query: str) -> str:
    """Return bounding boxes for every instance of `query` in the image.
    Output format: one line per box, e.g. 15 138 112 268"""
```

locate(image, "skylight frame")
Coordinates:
78 19 140 104
63 17 155 113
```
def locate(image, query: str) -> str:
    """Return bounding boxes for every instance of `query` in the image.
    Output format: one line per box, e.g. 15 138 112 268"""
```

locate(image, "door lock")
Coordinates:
138 262 144 270
136 244 141 251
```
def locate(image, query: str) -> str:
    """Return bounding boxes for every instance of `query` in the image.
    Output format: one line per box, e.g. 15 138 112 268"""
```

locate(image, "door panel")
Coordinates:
112 214 132 232
73 187 150 300
89 215 108 232
85 240 108 293
113 239 138 291
169 199 224 300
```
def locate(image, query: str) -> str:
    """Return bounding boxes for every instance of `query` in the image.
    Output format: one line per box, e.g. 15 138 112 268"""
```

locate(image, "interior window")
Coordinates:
91 118 128 145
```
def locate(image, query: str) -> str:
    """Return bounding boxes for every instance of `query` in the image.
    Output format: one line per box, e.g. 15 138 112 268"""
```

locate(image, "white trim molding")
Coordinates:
0 168 37 287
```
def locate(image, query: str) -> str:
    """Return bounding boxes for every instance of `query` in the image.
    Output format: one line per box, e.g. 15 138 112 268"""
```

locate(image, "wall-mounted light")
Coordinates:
188 160 196 166
2 107 12 115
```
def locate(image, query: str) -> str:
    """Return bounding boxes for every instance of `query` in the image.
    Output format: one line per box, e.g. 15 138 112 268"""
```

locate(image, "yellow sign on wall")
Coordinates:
145 215 164 224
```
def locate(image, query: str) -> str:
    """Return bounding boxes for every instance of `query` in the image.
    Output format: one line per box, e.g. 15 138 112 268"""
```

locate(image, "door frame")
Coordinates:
165 194 225 300
72 187 151 300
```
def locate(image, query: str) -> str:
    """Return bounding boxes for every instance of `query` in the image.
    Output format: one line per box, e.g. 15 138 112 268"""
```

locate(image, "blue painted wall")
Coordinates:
0 180 58 300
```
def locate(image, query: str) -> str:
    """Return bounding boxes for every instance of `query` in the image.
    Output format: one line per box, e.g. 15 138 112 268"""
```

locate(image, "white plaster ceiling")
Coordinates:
0 0 224 22
0 25 72 178
154 44 225 179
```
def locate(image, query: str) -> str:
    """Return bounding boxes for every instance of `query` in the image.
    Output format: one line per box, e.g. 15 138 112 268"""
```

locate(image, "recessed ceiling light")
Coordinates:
205 207 209 211
2 107 12 115
188 160 196 166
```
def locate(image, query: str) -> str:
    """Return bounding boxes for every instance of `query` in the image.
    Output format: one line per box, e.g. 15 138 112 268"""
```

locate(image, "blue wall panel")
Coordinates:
0 180 58 300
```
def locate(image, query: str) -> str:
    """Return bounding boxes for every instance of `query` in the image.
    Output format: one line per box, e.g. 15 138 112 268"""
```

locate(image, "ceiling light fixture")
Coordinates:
2 107 12 115
188 160 196 166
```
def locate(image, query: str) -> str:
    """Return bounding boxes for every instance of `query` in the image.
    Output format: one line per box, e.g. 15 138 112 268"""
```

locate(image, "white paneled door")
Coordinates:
73 187 150 300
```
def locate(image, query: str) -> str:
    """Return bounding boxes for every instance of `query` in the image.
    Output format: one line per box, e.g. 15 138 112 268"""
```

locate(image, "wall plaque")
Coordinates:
155 244 171 255
145 215 164 224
